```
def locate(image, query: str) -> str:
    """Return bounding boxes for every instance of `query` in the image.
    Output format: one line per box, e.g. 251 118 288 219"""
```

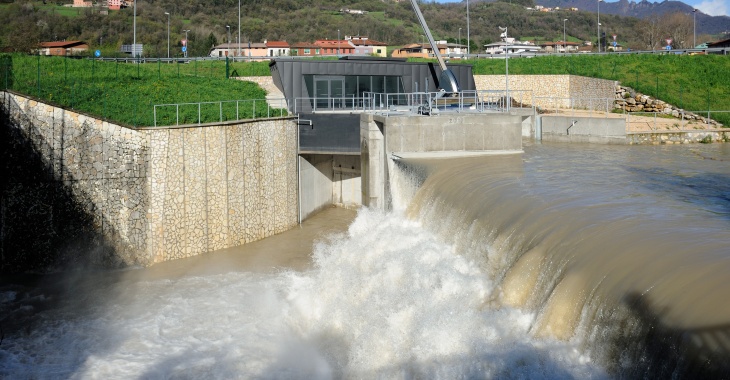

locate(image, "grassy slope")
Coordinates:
3 55 275 127
2 53 728 127
460 54 730 125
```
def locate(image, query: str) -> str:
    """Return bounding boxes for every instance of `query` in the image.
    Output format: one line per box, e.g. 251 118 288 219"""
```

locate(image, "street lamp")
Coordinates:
466 0 470 56
226 25 230 57
563 18 568 53
458 28 462 48
693 8 697 48
597 0 603 53
499 26 510 112
164 12 170 59
238 0 241 57
133 0 137 57
338 29 340 56
183 29 190 58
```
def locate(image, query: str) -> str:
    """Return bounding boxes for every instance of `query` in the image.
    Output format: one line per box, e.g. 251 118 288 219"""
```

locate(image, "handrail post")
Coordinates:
176 104 179 125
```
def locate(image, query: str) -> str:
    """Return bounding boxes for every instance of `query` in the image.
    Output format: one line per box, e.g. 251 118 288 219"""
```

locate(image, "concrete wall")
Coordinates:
381 114 524 153
1 92 298 272
360 113 523 209
539 115 626 144
299 154 361 221
474 75 616 110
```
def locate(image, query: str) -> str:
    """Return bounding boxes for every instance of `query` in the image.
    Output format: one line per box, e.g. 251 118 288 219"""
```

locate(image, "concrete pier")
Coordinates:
361 113 524 209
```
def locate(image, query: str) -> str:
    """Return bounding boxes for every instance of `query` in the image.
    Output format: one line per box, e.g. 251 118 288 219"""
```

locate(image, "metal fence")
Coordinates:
291 90 533 115
534 96 728 132
153 98 289 126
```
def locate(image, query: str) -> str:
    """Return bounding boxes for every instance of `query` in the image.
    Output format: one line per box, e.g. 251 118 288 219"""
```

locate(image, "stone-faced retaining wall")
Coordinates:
1 92 298 272
627 130 730 145
474 75 616 110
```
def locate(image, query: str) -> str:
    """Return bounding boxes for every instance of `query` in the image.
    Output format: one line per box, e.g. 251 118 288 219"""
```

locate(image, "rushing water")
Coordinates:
2 142 730 379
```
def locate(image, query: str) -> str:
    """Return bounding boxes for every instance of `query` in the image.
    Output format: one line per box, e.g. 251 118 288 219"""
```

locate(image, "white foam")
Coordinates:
1 209 607 379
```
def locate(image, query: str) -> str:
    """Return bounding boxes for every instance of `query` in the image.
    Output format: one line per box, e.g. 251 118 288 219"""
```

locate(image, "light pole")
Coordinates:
183 29 190 58
499 26 509 112
238 0 241 57
165 12 170 58
597 0 603 53
466 0 470 56
563 18 568 53
338 29 340 56
226 25 231 57
458 28 462 48
133 0 137 57
693 8 697 48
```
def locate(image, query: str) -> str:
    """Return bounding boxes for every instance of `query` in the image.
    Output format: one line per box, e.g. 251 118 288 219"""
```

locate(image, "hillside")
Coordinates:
0 0 726 56
535 0 730 34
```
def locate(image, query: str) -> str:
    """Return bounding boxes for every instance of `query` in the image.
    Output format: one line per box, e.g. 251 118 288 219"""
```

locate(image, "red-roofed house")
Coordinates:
314 40 355 56
391 43 447 59
290 42 321 57
346 36 388 57
38 41 89 56
265 40 290 57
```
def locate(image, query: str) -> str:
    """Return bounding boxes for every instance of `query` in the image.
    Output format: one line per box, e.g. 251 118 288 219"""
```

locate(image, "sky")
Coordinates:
432 0 730 17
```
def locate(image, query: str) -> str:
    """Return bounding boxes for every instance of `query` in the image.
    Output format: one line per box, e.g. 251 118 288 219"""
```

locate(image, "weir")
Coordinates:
388 145 730 378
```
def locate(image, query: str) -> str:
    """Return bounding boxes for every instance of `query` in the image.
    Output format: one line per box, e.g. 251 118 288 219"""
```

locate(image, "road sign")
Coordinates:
94 50 101 57
666 38 673 46
613 41 617 47
612 35 617 41
181 39 187 46
182 46 187 52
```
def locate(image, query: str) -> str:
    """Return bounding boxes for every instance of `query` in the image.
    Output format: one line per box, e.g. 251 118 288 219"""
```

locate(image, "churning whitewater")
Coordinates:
4 141 730 378
0 210 606 379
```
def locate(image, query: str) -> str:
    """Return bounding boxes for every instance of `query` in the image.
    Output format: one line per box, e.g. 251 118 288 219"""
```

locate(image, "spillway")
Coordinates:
2 141 729 378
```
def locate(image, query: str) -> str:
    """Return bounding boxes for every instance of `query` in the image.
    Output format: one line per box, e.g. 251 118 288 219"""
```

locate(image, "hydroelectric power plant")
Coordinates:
2 4 730 375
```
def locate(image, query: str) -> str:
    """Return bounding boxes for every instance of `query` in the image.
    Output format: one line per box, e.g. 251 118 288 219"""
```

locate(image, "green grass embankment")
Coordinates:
1 55 277 127
463 54 730 126
2 53 728 127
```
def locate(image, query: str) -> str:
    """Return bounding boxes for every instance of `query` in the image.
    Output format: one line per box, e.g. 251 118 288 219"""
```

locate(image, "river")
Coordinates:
2 141 729 378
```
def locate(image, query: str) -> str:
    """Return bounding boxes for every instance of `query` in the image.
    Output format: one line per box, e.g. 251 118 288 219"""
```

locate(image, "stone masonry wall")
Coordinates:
145 120 298 263
474 75 616 110
1 91 298 272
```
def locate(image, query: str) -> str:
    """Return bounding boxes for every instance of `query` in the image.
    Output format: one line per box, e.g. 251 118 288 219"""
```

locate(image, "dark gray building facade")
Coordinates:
269 56 476 153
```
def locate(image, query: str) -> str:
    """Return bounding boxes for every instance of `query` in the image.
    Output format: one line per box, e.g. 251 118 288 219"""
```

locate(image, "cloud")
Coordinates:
695 0 729 16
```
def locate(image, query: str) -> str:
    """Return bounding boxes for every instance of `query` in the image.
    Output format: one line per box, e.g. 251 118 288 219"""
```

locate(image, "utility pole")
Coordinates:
165 12 170 58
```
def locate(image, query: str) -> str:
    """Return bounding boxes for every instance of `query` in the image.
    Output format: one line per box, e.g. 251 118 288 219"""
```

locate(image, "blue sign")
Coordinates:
94 50 101 57
182 46 187 52
666 45 672 50
613 41 617 47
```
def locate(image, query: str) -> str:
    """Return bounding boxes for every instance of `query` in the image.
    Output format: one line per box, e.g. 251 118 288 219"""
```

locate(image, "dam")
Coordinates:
2 59 730 377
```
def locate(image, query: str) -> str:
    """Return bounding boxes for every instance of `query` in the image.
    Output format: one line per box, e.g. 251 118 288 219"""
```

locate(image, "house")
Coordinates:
209 43 267 58
73 0 92 7
346 36 388 57
484 39 541 55
38 41 89 56
108 0 134 10
314 40 356 56
708 38 730 49
290 42 321 57
538 41 580 53
265 40 290 57
391 43 448 59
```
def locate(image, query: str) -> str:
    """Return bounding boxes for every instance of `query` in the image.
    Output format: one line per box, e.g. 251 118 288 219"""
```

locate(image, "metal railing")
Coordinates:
153 97 289 126
292 90 532 115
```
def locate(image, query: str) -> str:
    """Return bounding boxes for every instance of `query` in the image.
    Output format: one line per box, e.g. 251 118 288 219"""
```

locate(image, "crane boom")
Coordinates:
408 0 460 94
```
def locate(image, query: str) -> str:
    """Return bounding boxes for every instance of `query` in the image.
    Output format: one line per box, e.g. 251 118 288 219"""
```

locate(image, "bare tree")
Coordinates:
659 12 693 49
637 14 662 50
